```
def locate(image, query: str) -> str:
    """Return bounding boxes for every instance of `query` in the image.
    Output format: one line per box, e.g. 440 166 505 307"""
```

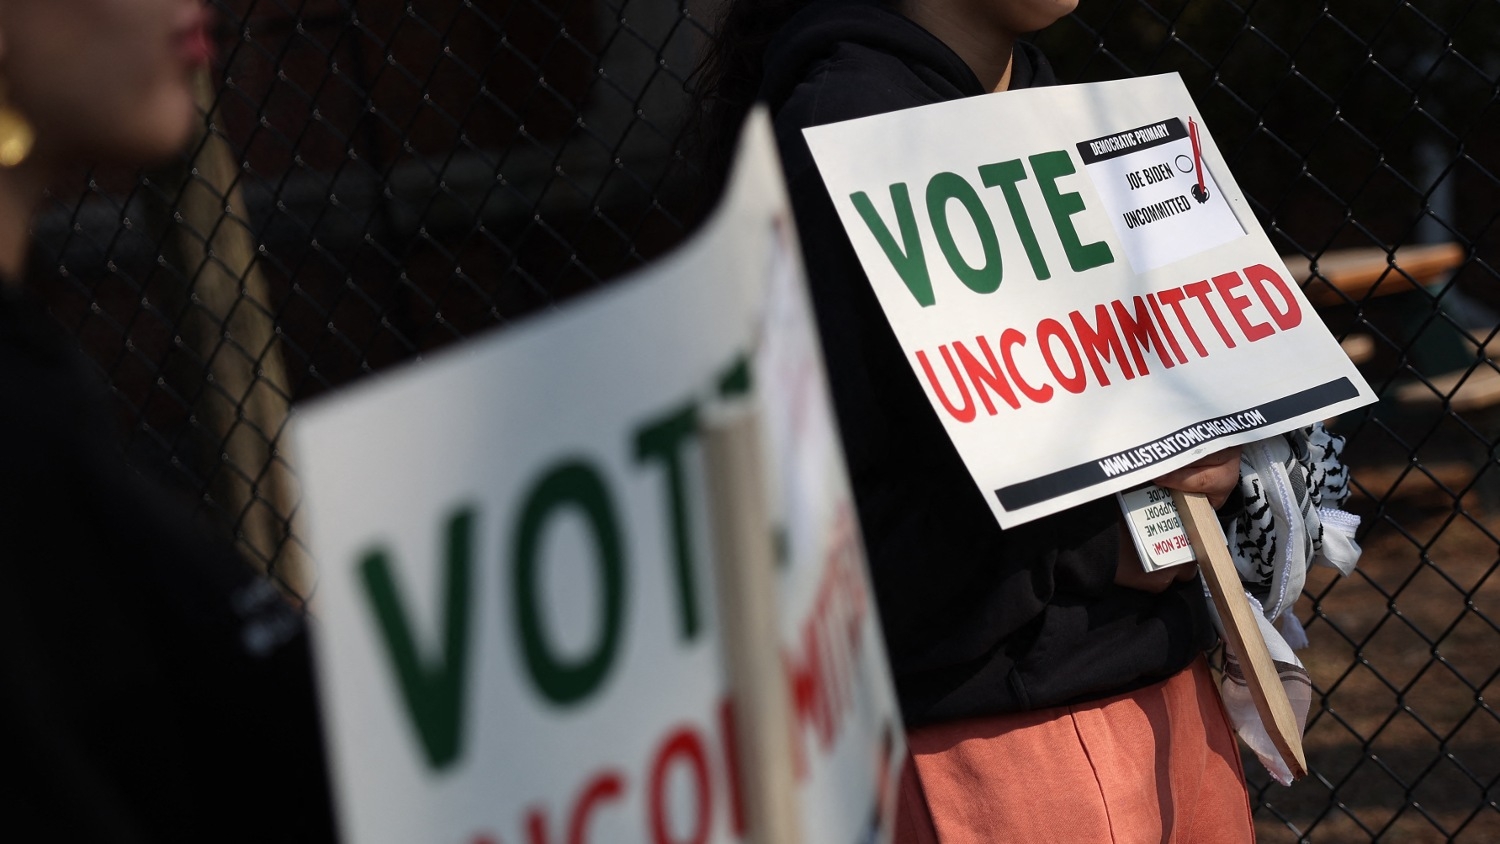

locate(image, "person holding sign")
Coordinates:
696 0 1256 840
0 2 334 840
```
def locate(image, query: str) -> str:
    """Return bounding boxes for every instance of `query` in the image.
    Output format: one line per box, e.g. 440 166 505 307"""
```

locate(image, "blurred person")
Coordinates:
694 0 1256 840
0 1 334 840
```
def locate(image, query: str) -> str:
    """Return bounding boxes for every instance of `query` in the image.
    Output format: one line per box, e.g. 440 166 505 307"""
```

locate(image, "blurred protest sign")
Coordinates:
291 109 902 844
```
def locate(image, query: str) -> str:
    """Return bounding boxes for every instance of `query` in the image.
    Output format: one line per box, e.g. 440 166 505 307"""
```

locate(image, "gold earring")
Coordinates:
0 81 35 168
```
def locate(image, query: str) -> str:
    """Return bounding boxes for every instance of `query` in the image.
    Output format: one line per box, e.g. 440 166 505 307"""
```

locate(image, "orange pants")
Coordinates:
895 655 1254 843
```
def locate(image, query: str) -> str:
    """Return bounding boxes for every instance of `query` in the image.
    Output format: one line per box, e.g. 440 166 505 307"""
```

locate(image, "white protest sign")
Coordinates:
804 73 1376 528
753 214 903 844
291 109 902 844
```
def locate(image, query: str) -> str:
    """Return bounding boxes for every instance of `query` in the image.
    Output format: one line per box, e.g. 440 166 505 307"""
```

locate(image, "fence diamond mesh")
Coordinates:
26 0 1500 840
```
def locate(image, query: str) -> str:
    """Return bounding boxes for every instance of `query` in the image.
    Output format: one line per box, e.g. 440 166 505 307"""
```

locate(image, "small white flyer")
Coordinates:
1117 484 1202 572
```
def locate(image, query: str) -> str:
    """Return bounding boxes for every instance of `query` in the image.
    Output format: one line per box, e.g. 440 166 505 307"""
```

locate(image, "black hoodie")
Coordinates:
759 0 1216 726
0 286 336 841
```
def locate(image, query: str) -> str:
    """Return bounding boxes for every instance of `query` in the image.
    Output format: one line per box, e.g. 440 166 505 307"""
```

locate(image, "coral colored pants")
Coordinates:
895 655 1254 843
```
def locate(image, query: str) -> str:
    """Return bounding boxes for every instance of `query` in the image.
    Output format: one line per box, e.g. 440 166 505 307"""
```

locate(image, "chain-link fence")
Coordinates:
28 0 1499 840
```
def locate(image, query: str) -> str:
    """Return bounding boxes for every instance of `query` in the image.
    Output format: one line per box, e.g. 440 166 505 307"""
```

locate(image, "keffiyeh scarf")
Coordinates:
1211 422 1361 784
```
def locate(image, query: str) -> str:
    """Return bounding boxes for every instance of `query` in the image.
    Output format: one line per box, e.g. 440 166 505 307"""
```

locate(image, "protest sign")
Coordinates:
290 108 902 844
804 73 1376 528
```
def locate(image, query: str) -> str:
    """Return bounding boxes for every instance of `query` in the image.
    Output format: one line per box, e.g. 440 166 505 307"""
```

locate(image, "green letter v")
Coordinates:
851 183 935 307
358 507 475 770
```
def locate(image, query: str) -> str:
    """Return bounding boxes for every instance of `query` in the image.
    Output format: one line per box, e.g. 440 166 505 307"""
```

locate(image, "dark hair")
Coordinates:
688 0 813 192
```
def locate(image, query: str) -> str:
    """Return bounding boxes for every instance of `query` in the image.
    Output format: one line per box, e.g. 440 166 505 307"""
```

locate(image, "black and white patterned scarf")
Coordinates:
1212 421 1361 784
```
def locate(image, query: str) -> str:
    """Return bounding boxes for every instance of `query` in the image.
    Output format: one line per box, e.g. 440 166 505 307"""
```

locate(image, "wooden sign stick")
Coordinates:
703 406 804 844
1172 490 1308 780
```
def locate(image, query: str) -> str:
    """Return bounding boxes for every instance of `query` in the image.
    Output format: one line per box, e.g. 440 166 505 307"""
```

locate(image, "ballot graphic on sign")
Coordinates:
1078 117 1245 274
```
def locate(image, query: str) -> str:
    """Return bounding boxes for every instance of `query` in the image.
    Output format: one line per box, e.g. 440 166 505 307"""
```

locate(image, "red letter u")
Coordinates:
916 346 977 423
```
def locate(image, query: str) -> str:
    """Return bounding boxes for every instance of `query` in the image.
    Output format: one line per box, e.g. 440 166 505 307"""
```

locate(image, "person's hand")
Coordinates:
1114 446 1243 592
1151 445 1242 510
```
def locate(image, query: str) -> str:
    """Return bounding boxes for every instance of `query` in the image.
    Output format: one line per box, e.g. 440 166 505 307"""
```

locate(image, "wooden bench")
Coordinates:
1293 245 1499 413
1280 242 1467 368
1283 242 1465 308
1284 243 1500 505
1394 332 1500 413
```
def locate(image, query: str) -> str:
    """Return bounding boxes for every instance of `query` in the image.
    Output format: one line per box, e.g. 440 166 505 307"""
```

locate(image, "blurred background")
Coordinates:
26 0 1498 840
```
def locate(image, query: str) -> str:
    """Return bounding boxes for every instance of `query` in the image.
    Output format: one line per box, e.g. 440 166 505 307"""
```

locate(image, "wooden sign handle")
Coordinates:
1172 490 1308 780
703 407 804 844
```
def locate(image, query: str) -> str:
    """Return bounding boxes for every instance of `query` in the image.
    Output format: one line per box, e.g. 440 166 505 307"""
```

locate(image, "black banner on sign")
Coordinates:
994 377 1361 511
1076 118 1189 165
